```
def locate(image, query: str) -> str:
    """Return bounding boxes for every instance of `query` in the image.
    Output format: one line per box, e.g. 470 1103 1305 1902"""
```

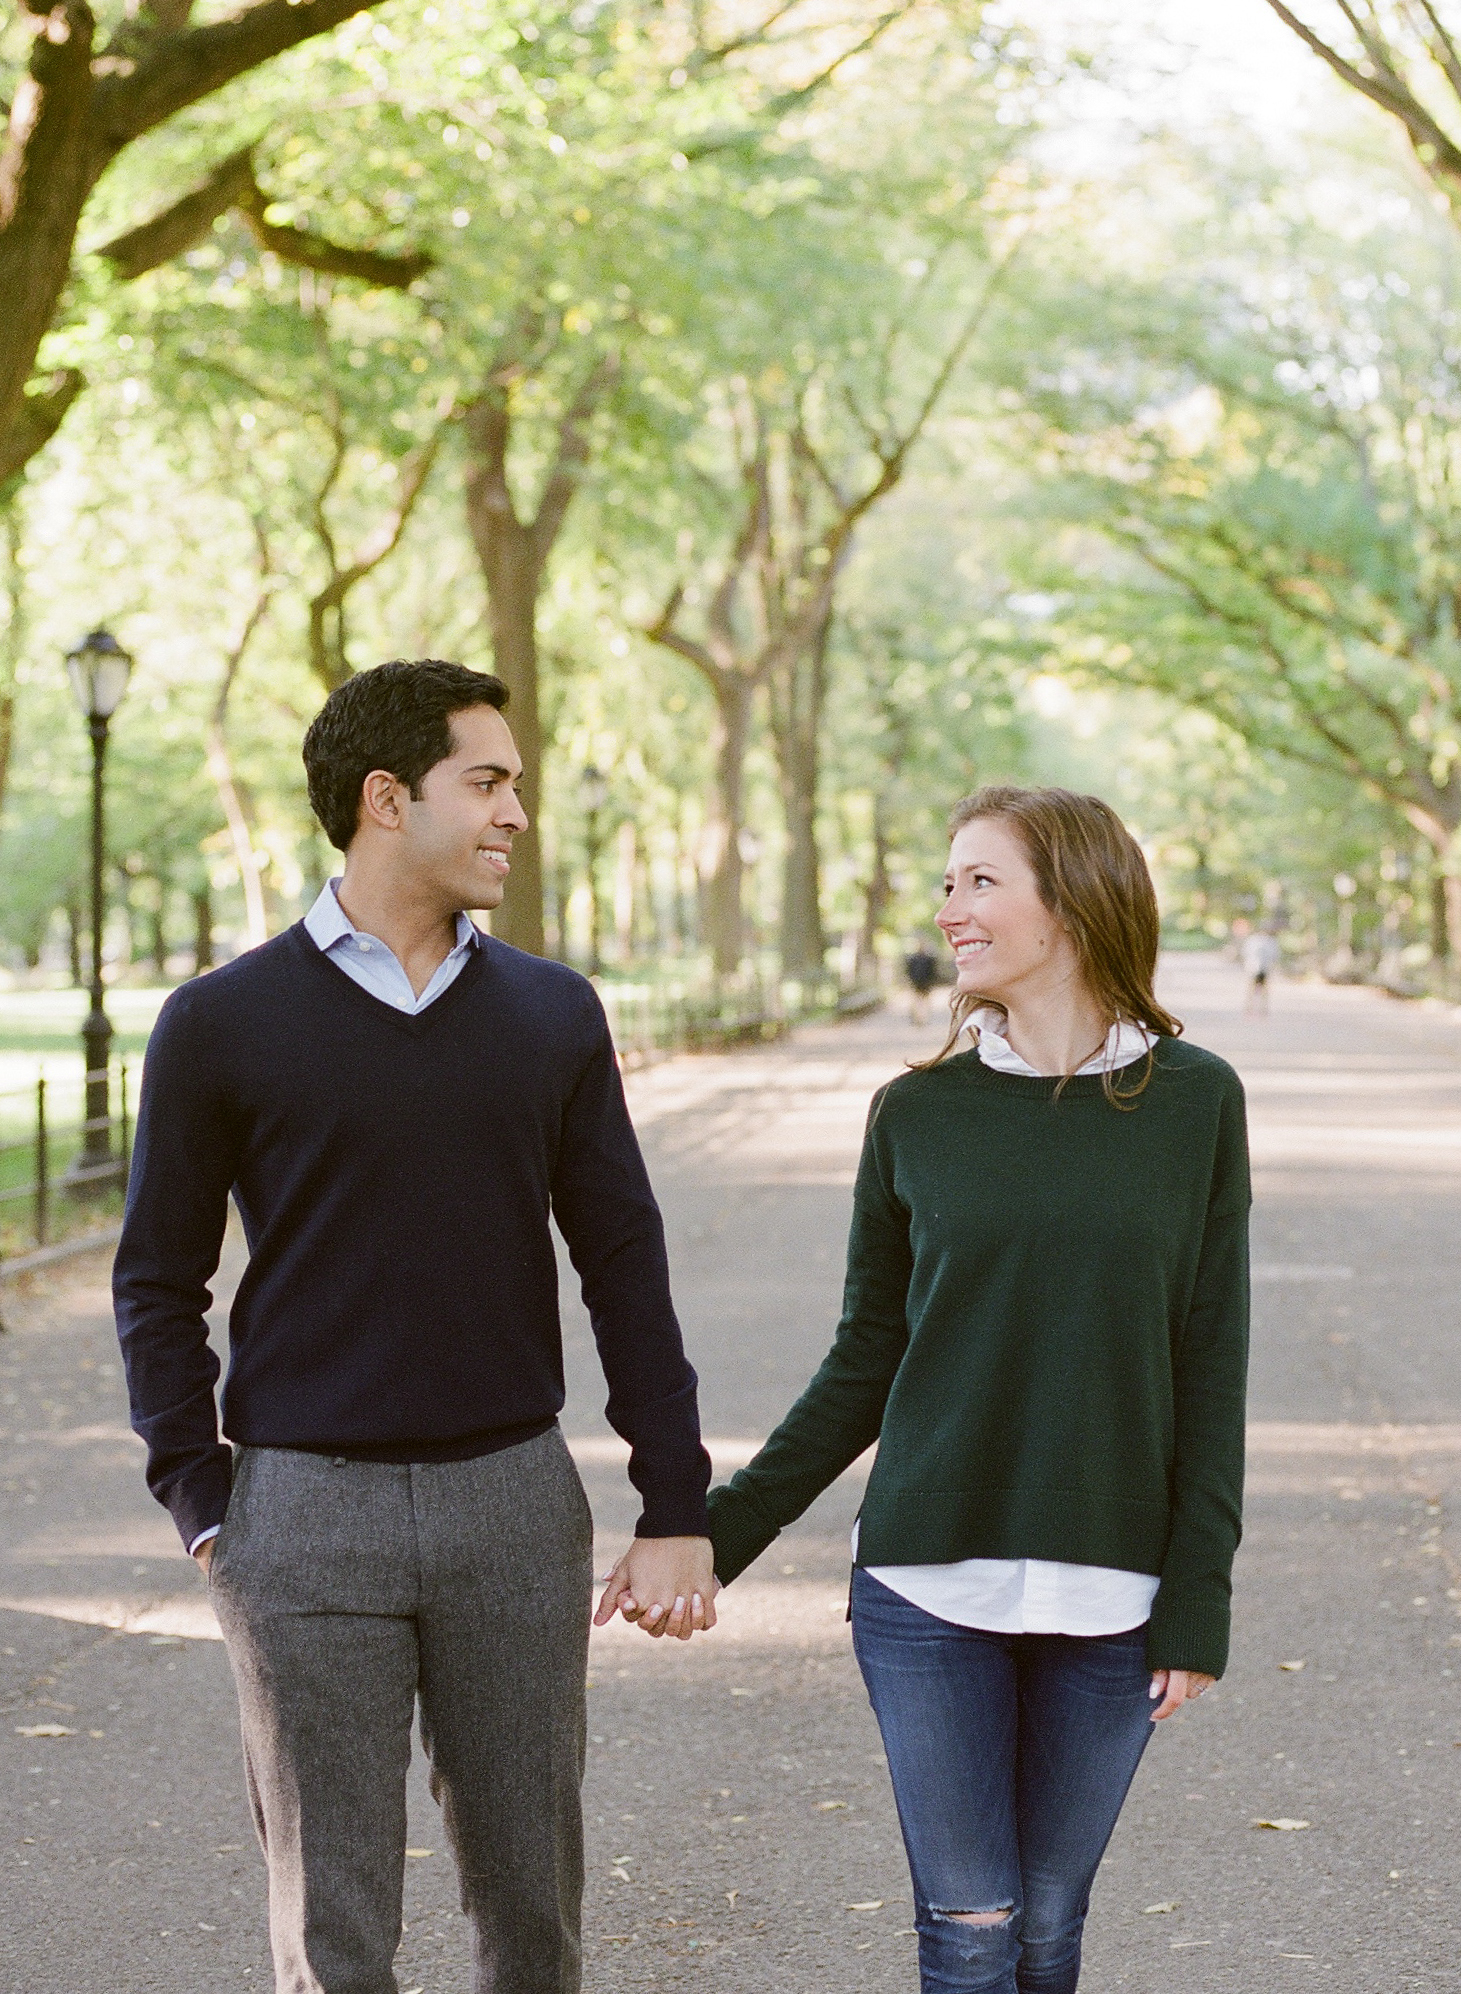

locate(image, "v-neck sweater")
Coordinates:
114 925 710 1553
705 1038 1250 1677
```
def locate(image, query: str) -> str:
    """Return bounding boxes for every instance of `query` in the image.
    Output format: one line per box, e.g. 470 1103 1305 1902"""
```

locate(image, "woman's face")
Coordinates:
936 816 1074 1002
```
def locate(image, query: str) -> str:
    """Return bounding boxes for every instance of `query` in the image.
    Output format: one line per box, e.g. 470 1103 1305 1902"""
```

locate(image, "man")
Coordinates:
902 936 939 1026
1241 923 1281 1015
114 659 715 1994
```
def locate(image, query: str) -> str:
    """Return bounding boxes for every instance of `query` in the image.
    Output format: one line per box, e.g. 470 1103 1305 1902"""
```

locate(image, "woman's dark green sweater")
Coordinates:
705 1038 1250 1678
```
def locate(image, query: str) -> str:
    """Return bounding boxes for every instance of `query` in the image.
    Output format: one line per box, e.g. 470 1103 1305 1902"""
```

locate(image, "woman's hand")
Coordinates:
1148 1668 1215 1721
592 1537 718 1641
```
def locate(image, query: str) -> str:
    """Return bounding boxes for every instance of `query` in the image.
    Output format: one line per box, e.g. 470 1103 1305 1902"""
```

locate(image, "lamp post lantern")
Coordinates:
579 764 609 976
66 629 132 1190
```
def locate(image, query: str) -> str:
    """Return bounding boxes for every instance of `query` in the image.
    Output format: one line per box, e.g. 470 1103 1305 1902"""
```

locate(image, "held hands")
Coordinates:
1149 1668 1215 1721
192 1540 215 1575
593 1536 718 1641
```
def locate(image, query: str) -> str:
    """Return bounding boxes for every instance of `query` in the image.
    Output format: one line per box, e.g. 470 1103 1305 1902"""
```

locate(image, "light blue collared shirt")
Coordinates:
303 879 483 1013
187 881 483 1557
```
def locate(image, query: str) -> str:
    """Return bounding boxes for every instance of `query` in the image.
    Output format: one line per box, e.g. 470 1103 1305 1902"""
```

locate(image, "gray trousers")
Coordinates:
208 1427 594 1994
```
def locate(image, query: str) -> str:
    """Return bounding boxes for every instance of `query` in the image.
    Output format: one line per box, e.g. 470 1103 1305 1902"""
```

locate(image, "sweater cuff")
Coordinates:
1145 1583 1231 1679
706 1481 782 1585
625 1385 712 1538
161 1450 234 1557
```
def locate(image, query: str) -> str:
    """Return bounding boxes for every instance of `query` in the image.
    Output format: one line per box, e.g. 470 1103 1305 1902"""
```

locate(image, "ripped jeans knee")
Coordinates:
916 1899 1022 1993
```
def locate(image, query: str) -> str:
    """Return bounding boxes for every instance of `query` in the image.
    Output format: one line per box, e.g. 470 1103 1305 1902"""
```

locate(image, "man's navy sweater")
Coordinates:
113 924 711 1553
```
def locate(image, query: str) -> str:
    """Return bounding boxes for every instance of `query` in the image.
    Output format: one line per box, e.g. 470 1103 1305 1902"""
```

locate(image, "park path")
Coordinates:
1 954 1458 1991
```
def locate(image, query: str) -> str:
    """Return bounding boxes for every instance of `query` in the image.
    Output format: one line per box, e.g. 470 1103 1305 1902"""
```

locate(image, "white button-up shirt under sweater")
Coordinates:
855 1007 1162 1637
186 883 484 1556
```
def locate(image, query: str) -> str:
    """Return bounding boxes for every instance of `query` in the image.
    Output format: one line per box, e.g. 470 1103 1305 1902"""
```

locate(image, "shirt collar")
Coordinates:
303 879 482 956
969 1005 1153 1078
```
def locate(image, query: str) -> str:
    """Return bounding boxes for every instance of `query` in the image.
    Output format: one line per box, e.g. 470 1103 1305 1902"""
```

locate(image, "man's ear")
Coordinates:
359 769 406 833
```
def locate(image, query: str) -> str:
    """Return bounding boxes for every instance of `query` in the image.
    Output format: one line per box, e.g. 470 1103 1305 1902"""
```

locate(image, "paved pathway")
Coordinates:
1 955 1457 1991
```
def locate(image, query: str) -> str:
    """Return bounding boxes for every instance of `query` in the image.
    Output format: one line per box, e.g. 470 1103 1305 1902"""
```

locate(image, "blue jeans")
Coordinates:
851 1568 1155 1994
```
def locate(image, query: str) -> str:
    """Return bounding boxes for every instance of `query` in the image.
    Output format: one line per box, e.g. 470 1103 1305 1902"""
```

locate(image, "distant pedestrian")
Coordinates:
904 936 939 1024
1242 925 1281 1014
114 660 714 1994
705 784 1250 1994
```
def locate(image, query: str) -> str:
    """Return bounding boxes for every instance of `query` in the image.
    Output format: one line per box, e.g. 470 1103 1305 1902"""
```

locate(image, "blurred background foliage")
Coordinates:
3 0 1458 998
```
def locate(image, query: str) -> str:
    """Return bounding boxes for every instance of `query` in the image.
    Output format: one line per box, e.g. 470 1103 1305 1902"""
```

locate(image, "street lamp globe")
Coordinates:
579 763 609 815
66 628 133 722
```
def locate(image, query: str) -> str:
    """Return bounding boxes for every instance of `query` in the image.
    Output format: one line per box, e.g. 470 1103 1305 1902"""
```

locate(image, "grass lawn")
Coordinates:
0 987 169 1256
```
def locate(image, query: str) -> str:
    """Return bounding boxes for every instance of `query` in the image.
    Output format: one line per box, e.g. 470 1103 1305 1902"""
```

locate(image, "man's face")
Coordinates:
385 705 529 912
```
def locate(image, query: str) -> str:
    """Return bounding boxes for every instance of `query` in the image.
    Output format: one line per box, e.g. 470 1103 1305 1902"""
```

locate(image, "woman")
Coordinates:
704 785 1249 1994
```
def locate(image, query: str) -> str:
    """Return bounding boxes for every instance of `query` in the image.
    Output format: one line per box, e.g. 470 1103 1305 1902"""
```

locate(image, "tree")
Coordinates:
0 0 397 484
461 343 617 952
1265 0 1461 211
988 171 1461 952
647 255 1019 973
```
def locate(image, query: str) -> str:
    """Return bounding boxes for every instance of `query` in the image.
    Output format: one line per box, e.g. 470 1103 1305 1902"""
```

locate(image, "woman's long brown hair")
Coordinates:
914 784 1183 1105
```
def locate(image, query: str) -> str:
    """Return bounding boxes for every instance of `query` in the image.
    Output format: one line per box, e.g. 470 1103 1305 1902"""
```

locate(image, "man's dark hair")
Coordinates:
302 660 510 851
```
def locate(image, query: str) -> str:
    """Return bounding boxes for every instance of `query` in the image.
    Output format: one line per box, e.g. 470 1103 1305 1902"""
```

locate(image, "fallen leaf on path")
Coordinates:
1252 1818 1310 1831
1143 1901 1180 1915
725 1891 738 1908
16 1724 74 1738
1171 1939 1212 1949
847 1900 884 1912
1278 1660 1306 1672
404 1848 434 1858
815 1800 848 1811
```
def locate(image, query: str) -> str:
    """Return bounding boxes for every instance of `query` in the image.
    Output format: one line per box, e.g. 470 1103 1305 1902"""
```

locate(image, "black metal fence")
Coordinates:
0 1060 132 1260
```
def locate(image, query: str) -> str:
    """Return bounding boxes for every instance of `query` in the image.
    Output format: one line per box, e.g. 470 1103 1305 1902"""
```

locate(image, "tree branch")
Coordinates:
1263 0 1461 192
92 0 388 152
206 515 273 948
683 4 912 159
0 367 83 486
234 170 432 287
645 582 730 688
1413 0 1461 100
95 142 432 286
94 144 255 279
528 352 619 569
308 421 444 690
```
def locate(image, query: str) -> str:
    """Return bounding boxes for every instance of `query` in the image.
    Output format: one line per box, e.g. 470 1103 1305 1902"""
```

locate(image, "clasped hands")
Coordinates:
593 1535 718 1641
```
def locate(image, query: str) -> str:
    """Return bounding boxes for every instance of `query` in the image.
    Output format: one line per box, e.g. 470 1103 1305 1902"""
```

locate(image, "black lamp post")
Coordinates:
66 629 132 1190
580 763 609 976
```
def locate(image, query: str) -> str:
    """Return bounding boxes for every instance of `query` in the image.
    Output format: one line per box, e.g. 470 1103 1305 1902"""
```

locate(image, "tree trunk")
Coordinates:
1445 874 1461 964
0 493 24 825
0 4 97 477
466 510 545 954
701 672 755 976
463 396 547 956
858 791 893 979
206 719 268 949
65 897 83 987
192 884 214 974
771 610 831 975
149 882 169 978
